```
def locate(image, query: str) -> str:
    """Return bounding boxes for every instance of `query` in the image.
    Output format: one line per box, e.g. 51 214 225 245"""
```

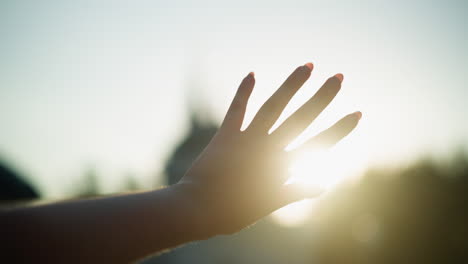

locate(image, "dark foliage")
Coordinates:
0 162 38 201
314 154 468 263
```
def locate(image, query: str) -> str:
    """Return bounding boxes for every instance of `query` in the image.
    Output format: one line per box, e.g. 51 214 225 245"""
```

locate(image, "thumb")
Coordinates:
275 184 324 209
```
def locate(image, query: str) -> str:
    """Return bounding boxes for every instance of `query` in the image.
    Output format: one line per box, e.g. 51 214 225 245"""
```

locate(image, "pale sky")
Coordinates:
0 0 467 197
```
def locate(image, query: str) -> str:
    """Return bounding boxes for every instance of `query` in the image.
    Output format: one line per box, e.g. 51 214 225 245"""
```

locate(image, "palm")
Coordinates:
179 63 361 235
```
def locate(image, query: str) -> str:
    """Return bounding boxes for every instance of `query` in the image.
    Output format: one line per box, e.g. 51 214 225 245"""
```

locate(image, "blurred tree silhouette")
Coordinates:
0 161 38 202
121 172 140 192
72 166 100 198
313 153 468 264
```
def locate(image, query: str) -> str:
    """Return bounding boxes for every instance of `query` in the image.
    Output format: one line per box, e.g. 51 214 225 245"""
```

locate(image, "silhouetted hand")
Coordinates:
1 63 362 263
177 63 361 237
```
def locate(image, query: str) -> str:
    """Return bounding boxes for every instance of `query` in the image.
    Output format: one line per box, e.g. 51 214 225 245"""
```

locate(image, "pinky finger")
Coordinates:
297 111 361 151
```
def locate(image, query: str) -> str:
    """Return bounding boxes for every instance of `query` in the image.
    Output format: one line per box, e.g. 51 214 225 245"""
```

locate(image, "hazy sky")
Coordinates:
1 0 467 197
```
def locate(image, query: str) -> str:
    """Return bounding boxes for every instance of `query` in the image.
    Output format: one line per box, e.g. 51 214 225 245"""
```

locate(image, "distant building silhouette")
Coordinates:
164 111 218 185
164 72 219 185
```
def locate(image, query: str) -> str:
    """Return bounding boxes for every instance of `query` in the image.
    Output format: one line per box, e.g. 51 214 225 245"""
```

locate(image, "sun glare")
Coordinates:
272 145 366 227
288 150 343 189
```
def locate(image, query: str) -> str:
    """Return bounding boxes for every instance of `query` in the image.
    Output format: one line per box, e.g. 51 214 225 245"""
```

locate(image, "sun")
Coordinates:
272 144 367 227
287 149 346 189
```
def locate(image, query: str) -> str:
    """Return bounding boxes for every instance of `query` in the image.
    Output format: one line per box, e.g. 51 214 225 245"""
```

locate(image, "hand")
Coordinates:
176 63 361 237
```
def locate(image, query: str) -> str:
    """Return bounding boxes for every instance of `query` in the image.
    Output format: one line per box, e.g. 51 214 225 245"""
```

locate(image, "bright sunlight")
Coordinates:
272 143 366 227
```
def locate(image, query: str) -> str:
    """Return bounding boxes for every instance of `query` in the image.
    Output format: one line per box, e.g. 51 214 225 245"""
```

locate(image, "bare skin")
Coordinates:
0 63 361 263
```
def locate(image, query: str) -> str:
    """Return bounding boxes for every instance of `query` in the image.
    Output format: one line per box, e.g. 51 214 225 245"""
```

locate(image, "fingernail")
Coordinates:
354 111 362 120
245 72 255 81
304 62 314 71
334 73 344 82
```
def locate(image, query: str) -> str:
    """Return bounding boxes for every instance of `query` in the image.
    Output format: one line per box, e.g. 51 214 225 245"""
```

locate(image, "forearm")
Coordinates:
0 63 358 262
1 184 207 263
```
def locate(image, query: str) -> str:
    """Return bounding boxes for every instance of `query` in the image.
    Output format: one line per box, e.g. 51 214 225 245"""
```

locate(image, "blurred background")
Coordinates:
1 0 467 263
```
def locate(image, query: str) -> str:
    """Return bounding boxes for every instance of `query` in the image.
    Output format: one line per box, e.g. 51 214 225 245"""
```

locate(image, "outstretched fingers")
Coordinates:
296 111 362 151
272 74 344 146
248 63 313 133
220 72 255 132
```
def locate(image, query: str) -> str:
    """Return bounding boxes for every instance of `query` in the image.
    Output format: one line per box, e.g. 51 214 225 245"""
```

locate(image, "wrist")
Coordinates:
163 183 216 240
